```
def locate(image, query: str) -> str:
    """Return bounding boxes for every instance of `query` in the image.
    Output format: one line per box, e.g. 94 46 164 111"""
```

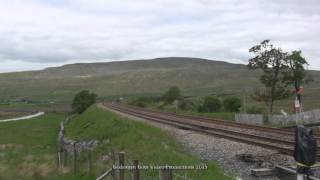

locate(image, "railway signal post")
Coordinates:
294 125 317 180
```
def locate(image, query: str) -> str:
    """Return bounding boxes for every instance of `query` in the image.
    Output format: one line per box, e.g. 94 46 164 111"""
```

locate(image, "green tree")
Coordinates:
248 40 290 113
223 97 241 112
282 50 310 107
162 86 181 104
199 96 222 113
72 90 97 114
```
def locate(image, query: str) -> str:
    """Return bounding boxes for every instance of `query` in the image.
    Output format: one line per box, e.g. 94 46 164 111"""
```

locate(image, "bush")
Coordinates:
245 106 266 114
133 101 147 108
129 97 147 107
156 102 165 110
177 99 195 111
129 96 159 108
223 96 241 112
198 96 222 113
72 90 97 114
162 86 181 104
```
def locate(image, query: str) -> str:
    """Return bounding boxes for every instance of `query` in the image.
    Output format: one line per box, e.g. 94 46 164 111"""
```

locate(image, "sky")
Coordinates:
0 0 319 72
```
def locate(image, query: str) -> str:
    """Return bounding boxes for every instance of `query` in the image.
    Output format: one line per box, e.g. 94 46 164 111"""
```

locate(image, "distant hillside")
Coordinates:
15 57 245 78
0 57 319 110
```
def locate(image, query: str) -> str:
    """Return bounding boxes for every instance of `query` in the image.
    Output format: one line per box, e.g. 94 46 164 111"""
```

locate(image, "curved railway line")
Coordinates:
103 102 320 159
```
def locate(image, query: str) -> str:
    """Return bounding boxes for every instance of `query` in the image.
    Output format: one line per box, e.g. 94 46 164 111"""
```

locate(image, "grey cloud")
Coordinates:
0 0 319 72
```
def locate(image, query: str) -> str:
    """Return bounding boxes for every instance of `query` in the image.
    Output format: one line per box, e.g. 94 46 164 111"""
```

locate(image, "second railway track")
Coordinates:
103 102 320 159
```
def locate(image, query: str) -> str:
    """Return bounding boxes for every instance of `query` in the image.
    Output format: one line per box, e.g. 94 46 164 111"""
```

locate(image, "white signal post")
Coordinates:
294 86 304 125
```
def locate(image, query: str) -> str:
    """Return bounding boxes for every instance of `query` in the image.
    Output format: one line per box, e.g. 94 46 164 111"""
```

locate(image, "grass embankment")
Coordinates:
65 105 231 179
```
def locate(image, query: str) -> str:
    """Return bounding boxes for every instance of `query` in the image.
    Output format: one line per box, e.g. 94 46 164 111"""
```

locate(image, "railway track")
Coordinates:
113 103 320 141
103 102 320 159
119 103 295 136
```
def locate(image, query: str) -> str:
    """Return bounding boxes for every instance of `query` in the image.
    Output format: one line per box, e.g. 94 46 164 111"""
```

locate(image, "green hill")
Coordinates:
0 57 319 110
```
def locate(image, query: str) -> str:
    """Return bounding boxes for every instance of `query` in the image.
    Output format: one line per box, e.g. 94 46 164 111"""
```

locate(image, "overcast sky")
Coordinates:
0 0 319 72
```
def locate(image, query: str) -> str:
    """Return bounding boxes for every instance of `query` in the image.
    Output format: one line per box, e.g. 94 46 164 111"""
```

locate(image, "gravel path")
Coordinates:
98 104 296 179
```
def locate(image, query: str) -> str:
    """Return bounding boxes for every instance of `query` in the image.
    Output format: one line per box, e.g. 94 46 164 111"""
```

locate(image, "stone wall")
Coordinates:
269 109 320 126
58 120 98 155
235 113 264 125
236 109 320 126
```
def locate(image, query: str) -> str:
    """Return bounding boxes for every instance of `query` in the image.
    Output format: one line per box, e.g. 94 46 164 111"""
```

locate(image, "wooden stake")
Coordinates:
63 150 68 167
159 168 173 180
118 152 125 180
132 160 140 180
73 142 77 174
87 149 92 175
57 151 61 169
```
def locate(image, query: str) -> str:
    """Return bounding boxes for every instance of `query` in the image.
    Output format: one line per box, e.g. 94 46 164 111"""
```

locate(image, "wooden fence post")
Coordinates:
118 152 125 180
159 168 173 180
57 150 61 168
57 139 63 169
132 160 140 180
87 149 92 175
63 149 68 167
111 150 116 180
73 142 77 174
111 168 116 180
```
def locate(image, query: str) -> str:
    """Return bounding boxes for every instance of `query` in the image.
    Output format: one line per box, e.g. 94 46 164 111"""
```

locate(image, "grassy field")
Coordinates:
0 113 75 179
0 102 71 112
0 111 32 120
0 113 98 180
65 105 232 179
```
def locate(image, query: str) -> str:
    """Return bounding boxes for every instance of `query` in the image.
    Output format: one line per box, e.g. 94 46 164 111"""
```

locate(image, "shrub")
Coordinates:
129 96 159 108
178 99 195 111
72 90 97 114
245 106 266 114
133 100 147 108
223 97 241 112
129 97 147 107
198 96 222 112
162 86 181 104
156 102 165 110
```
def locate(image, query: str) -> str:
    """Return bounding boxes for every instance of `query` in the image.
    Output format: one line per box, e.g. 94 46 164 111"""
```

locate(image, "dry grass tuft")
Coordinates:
23 154 34 161
36 163 53 177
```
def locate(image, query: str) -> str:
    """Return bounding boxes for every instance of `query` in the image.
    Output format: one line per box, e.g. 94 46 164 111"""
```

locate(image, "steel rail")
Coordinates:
103 102 320 158
108 104 295 146
106 103 294 155
118 103 294 135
